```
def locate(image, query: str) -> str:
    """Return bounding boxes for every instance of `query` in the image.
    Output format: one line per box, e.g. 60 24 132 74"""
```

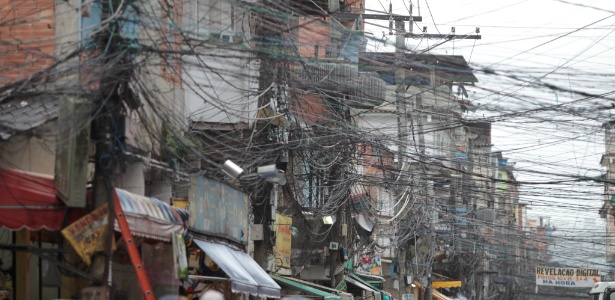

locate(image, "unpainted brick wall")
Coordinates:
297 17 331 59
160 0 183 85
0 0 55 84
290 92 329 124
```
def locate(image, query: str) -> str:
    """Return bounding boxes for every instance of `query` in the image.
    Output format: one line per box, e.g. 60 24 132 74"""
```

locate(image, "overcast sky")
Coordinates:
364 0 615 269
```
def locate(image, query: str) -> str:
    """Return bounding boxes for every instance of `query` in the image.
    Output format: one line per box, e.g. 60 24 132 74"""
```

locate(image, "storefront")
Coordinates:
110 188 189 298
185 176 281 299
188 240 280 298
0 168 88 299
430 281 460 300
0 167 190 299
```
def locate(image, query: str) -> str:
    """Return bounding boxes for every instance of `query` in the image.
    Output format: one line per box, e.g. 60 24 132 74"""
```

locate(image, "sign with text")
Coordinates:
61 204 112 265
535 267 600 287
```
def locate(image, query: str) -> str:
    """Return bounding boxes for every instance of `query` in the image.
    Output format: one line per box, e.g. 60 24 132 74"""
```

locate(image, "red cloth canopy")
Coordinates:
0 168 85 231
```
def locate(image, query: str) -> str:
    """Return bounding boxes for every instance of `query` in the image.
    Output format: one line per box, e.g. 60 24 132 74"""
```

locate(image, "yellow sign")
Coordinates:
171 198 189 210
432 281 462 289
61 204 112 265
273 213 292 272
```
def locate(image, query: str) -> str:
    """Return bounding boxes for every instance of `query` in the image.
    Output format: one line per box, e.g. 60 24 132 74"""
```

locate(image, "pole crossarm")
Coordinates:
405 33 482 40
332 12 423 22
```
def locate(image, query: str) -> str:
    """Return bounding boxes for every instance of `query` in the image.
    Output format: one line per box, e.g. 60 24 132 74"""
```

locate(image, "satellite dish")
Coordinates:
355 214 374 233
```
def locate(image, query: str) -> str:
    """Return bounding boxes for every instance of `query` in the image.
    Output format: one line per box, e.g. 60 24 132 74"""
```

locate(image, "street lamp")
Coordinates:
257 164 287 222
221 160 244 179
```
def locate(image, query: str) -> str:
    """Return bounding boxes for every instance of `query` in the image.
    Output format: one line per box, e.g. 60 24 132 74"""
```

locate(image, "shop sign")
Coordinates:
61 204 113 265
356 254 382 275
272 213 292 275
189 176 248 243
535 267 600 287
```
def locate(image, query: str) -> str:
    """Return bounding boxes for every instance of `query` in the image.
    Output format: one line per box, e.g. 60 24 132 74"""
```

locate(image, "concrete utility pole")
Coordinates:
394 17 407 300
342 5 480 300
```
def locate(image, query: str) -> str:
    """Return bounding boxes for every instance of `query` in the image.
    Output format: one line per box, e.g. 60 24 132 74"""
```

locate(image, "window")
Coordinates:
498 196 505 211
161 0 182 84
184 0 247 40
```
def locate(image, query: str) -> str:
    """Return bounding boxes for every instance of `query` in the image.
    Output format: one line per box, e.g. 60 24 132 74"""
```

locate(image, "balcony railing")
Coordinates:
292 61 386 109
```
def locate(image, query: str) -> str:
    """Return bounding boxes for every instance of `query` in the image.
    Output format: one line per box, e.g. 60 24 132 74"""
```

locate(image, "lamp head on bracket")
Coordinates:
257 164 287 185
221 160 244 179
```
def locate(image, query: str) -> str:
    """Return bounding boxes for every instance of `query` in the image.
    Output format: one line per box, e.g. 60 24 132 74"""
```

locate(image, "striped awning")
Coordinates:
0 168 86 231
114 188 188 241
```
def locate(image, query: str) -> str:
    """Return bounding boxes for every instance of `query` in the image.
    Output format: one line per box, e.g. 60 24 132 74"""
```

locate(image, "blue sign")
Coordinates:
189 176 248 243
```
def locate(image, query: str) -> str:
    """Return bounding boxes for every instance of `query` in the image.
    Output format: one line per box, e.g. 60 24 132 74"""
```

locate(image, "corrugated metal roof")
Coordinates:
0 96 58 140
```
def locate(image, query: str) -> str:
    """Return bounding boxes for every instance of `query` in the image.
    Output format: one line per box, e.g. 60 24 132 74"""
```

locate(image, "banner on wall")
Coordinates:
272 213 292 275
172 232 189 279
535 267 600 287
61 204 113 265
189 176 249 243
356 254 382 276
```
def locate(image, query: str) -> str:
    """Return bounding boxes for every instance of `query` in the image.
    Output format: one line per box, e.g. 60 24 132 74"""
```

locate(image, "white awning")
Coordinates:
193 240 281 298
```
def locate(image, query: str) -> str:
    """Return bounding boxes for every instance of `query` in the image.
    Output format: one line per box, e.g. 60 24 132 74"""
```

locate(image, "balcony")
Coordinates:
292 61 386 109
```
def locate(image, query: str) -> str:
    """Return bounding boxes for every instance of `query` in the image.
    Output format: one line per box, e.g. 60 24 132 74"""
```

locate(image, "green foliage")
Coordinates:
162 125 199 161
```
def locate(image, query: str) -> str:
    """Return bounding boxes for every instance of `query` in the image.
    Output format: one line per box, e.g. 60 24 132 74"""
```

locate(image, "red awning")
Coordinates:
0 168 85 231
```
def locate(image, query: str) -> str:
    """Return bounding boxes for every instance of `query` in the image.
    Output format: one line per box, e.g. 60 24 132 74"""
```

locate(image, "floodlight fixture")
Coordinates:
221 160 244 179
323 215 337 225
